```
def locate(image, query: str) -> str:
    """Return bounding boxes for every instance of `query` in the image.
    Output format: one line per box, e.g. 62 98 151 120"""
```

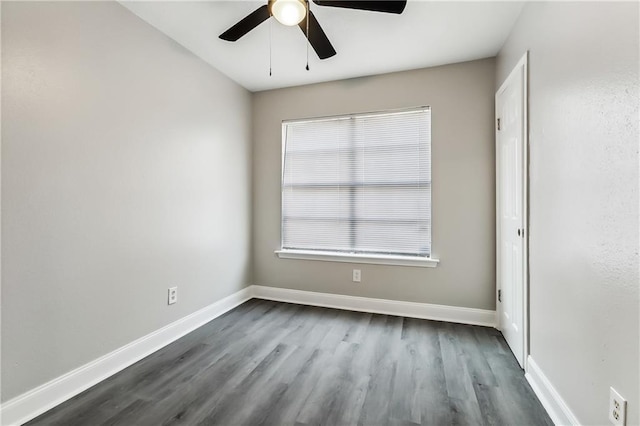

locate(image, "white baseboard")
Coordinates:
525 356 580 426
0 287 252 426
250 285 497 327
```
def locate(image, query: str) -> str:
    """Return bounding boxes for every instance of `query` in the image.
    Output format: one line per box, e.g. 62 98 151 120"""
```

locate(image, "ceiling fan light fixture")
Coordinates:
271 0 307 26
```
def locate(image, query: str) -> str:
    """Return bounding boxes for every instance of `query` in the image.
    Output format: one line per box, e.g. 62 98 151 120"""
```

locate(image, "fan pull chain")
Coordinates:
305 3 310 71
269 18 273 76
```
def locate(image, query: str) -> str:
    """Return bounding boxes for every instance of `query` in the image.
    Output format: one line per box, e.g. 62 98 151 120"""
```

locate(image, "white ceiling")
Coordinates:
120 0 524 92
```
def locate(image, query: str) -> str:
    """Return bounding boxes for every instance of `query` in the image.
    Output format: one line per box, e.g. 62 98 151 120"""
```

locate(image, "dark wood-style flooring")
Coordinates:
27 299 552 426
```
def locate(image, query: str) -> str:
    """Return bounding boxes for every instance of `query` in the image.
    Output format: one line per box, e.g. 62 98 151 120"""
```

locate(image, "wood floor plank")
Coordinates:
456 326 498 388
240 345 319 425
295 341 360 425
256 348 329 425
196 343 298 425
439 323 478 402
415 323 451 425
27 300 553 426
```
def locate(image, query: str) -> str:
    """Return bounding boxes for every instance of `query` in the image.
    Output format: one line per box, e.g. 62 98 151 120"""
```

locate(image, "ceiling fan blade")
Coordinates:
219 5 271 41
298 10 336 60
312 0 407 14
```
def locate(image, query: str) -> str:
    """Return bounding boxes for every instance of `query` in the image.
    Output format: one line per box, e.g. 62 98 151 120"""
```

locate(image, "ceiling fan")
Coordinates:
219 0 408 60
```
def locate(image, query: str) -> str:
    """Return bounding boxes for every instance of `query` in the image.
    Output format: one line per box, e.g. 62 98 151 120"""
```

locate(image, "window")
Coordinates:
277 107 437 267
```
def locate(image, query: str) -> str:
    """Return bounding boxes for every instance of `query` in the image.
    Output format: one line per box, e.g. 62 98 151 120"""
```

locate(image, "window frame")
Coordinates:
276 107 439 268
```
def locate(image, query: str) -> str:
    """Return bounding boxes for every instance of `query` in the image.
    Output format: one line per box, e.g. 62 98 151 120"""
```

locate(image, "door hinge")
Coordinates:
498 289 502 302
497 118 501 131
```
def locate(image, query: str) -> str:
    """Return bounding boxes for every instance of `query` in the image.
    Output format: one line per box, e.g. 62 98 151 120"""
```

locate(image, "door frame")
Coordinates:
495 51 529 371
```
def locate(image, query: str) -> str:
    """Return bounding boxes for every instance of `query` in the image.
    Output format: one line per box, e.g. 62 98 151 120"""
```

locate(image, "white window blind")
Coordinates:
281 107 431 257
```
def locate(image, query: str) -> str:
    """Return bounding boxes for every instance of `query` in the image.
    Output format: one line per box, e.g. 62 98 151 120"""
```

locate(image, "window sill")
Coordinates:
274 249 439 268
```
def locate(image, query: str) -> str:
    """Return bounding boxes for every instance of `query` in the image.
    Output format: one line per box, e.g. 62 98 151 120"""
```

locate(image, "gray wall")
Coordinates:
496 2 639 425
253 59 496 310
1 1 252 401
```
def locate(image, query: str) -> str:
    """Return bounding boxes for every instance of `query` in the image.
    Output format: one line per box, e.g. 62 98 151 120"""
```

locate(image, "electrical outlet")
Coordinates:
609 387 627 425
352 269 361 282
168 287 178 305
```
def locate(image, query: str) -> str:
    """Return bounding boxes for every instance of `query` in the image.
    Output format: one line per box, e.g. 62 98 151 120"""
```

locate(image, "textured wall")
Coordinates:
497 2 639 424
253 58 497 310
2 1 252 401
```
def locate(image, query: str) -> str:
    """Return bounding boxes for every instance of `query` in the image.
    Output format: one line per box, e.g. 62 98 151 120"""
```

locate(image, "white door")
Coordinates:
496 53 528 368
